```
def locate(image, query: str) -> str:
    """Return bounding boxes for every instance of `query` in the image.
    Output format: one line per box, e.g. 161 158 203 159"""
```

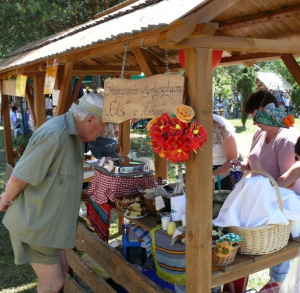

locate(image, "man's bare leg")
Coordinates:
31 250 69 293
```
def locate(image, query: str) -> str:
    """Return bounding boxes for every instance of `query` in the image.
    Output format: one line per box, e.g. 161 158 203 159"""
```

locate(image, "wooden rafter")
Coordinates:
219 4 300 32
183 36 300 54
220 52 280 65
72 65 142 75
281 54 300 87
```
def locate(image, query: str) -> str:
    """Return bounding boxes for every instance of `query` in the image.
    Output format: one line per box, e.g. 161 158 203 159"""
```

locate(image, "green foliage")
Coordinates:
0 0 125 58
236 68 256 127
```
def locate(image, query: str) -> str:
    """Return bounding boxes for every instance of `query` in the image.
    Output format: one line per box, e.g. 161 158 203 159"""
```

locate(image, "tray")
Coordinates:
93 165 154 178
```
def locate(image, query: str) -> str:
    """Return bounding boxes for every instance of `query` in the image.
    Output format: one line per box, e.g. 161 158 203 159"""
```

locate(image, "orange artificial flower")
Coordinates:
174 105 195 123
283 115 295 127
147 117 159 131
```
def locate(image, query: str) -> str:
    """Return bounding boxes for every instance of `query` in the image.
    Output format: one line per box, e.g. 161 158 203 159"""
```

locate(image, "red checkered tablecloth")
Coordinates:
88 168 156 205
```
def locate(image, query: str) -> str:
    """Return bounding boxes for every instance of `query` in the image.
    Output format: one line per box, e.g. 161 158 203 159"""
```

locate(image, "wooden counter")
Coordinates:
115 207 300 288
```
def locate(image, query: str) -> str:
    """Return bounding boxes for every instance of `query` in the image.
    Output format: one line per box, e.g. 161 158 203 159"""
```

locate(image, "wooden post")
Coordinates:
72 76 84 102
33 75 46 129
1 92 15 167
119 120 131 158
56 63 74 116
25 84 36 126
134 48 167 179
185 48 213 292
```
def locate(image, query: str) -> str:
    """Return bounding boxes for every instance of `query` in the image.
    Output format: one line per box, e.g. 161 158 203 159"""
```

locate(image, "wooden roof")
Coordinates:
1 0 300 78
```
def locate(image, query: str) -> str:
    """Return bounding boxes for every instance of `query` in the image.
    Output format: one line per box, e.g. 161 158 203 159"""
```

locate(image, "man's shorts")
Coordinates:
10 234 62 265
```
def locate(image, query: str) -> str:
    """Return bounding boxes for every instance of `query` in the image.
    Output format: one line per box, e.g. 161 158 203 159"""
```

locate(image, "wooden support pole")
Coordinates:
25 84 36 128
56 63 74 116
185 48 213 292
33 75 46 129
72 76 84 102
281 54 300 87
119 120 131 158
1 92 15 167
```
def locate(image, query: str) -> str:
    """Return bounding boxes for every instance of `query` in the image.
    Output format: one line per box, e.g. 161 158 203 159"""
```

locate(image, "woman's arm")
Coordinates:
213 135 238 176
276 161 300 188
0 175 27 212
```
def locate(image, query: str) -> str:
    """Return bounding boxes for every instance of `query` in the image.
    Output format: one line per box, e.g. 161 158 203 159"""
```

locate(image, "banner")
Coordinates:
16 75 27 97
44 65 58 94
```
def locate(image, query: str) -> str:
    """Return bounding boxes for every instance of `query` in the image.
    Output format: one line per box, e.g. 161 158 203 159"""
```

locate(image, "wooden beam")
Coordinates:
133 49 157 77
185 48 213 292
64 274 86 293
75 223 167 293
66 249 117 292
25 83 36 128
72 65 142 75
72 76 84 102
33 75 46 129
56 63 73 116
183 36 300 54
119 120 131 159
133 48 167 180
220 52 280 65
219 3 300 32
281 54 300 87
165 0 241 44
1 92 15 167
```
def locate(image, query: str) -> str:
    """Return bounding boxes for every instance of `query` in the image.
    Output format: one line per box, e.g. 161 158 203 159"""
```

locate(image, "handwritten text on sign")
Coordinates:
102 74 185 123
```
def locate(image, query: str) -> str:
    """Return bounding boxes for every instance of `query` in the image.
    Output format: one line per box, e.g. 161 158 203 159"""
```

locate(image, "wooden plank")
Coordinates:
211 240 300 287
66 249 117 293
119 120 130 158
72 76 84 102
64 274 86 293
33 75 46 129
56 63 73 116
2 80 16 96
165 0 240 44
183 36 300 54
154 153 167 181
102 75 185 123
281 54 300 87
75 223 167 293
25 83 36 129
1 93 15 167
185 48 213 292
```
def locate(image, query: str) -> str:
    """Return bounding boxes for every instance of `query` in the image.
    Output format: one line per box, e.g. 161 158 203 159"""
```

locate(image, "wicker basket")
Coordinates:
212 243 240 266
228 169 291 255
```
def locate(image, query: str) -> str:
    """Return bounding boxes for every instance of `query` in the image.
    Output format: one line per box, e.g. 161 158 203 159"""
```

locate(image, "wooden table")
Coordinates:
114 207 300 288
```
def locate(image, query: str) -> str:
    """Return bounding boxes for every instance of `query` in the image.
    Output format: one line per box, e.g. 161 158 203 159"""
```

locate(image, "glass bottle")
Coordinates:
171 166 186 222
155 177 167 224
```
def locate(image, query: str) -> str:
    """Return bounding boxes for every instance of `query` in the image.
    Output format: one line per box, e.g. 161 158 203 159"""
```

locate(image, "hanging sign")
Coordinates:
44 65 58 94
102 74 185 123
16 75 27 97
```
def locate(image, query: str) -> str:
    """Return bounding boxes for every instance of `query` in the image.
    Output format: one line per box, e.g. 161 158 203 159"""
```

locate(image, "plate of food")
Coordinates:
124 211 149 219
124 202 148 219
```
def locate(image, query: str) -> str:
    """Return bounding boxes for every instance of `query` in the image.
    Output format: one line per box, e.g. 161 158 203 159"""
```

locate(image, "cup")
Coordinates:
160 212 171 230
167 221 176 236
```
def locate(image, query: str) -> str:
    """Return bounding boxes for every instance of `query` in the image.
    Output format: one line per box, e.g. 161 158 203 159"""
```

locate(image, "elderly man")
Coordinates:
0 92 109 293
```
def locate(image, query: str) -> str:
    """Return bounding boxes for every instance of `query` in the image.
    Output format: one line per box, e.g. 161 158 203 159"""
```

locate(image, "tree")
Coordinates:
236 68 256 127
0 0 125 58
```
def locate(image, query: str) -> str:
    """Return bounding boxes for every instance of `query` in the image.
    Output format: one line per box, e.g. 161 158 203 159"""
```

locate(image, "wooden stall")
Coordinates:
2 0 300 292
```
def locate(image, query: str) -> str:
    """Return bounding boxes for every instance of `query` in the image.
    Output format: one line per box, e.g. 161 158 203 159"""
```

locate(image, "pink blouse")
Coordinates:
248 127 300 193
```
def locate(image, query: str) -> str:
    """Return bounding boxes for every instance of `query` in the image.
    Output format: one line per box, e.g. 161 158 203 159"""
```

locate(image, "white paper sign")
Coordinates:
107 160 114 172
52 89 60 106
98 157 105 167
171 195 186 221
155 196 165 210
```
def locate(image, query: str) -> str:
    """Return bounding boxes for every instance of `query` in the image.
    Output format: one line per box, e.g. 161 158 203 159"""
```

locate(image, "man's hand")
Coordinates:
0 193 9 212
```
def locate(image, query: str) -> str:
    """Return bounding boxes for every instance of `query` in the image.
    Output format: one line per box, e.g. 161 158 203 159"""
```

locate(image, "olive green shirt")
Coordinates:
3 112 85 249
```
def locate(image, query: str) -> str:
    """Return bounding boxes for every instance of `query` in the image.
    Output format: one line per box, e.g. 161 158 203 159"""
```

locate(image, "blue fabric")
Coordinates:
87 137 118 158
18 112 29 135
269 261 290 282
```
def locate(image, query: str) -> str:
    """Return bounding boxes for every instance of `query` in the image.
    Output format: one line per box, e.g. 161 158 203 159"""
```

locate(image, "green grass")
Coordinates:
1 117 300 291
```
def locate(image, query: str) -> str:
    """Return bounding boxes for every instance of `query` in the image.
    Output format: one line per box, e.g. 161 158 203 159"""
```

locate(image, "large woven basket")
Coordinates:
228 170 291 255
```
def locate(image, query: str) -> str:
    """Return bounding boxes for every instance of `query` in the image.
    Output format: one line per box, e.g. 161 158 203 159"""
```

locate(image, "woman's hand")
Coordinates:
230 159 249 171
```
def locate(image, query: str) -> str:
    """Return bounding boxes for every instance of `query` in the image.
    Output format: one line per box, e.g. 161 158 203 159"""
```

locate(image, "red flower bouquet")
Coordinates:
147 105 207 163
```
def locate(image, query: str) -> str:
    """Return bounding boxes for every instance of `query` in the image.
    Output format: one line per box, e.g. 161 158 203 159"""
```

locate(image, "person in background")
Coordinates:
10 105 21 129
231 89 300 285
0 92 109 293
87 88 120 158
212 113 239 191
276 136 300 189
283 91 290 113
